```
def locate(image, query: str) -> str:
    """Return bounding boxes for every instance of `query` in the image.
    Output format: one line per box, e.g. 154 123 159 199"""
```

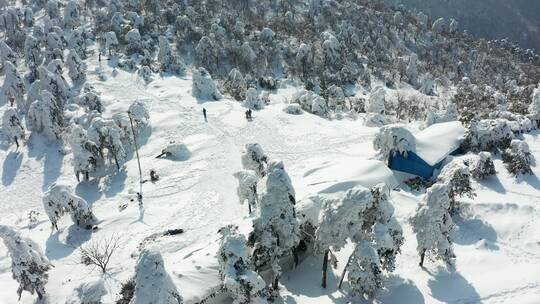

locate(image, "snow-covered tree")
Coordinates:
249 160 300 290
158 36 185 74
87 117 127 169
192 67 222 101
437 160 476 215
67 28 86 59
0 40 17 66
470 152 496 179
45 31 64 61
425 103 458 127
241 143 268 178
366 86 386 114
27 90 64 140
43 183 97 230
373 125 415 162
2 107 25 148
326 85 346 112
66 49 86 83
502 139 533 176
66 278 107 304
322 32 340 69
195 36 217 72
233 170 258 214
23 35 41 82
292 90 329 118
125 29 143 55
0 225 52 300
461 119 514 152
104 31 119 56
528 87 540 123
38 65 69 109
68 125 102 181
63 0 80 28
224 68 247 101
131 249 183 304
410 183 455 267
79 91 103 113
218 225 268 303
244 87 264 110
345 241 383 299
128 100 150 133
1 61 25 109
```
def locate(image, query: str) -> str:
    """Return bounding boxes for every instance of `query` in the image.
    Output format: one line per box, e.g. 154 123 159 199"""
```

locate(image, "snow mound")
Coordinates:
160 142 191 161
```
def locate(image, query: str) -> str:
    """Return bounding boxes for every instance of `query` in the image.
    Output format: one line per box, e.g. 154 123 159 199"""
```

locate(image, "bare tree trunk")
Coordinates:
338 251 354 290
322 249 329 288
272 275 279 291
419 249 426 267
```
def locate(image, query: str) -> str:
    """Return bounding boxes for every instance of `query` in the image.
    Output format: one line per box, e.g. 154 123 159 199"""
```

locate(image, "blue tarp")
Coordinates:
388 151 445 179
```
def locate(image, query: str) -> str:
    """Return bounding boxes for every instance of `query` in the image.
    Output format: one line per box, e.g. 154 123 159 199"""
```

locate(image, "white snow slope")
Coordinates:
1 53 540 304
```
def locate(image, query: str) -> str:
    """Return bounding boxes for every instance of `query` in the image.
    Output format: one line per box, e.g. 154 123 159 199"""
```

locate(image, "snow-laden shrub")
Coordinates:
410 183 455 267
366 86 386 114
68 125 102 181
27 90 64 140
437 160 476 215
158 141 191 160
425 103 458 127
326 85 347 112
66 49 86 82
192 67 222 101
1 61 25 108
128 100 150 132
373 125 415 162
79 92 103 113
43 184 96 229
0 225 52 300
138 65 153 83
233 170 258 214
249 160 299 289
65 278 106 304
224 68 247 101
461 119 514 152
131 249 183 304
419 73 436 96
244 87 264 110
502 139 533 176
469 152 496 179
283 104 303 115
364 113 393 127
2 107 25 148
292 90 329 118
241 143 268 178
490 111 535 134
218 225 268 303
125 29 143 55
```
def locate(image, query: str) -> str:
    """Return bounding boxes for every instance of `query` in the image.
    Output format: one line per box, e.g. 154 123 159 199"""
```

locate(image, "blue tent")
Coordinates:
387 121 466 179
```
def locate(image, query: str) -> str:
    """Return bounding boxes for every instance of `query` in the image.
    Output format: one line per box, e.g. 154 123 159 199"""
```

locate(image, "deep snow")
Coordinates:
1 51 540 304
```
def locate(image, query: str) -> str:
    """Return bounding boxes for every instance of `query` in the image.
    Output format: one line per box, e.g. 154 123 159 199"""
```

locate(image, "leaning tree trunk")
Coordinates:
338 251 354 290
322 249 329 288
419 249 426 267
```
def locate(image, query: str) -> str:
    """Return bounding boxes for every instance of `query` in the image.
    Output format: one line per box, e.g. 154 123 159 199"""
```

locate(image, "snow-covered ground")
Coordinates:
1 52 540 304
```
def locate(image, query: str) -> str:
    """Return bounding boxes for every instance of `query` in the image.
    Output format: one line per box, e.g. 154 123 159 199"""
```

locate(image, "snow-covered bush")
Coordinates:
326 85 347 112
366 86 386 114
437 160 476 215
373 125 415 162
249 160 300 289
79 92 103 113
138 65 153 83
0 225 52 300
27 90 64 140
283 104 303 115
128 100 150 132
131 249 183 304
192 67 222 101
157 141 191 160
67 49 86 83
241 143 268 178
43 184 96 230
224 68 247 101
233 170 258 214
1 61 25 108
66 278 107 304
244 87 264 110
2 107 25 148
425 103 458 127
410 183 455 267
469 152 496 179
68 125 102 181
461 119 514 152
87 117 127 169
502 139 533 176
218 225 268 303
292 90 329 118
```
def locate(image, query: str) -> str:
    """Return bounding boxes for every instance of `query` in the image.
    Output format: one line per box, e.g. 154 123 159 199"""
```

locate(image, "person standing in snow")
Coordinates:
203 108 207 122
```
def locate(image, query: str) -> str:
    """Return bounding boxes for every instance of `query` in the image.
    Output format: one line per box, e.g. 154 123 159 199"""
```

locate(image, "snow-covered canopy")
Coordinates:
303 158 398 194
415 121 466 166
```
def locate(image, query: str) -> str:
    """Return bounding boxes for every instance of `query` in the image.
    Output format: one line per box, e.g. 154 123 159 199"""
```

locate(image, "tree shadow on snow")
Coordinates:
2 151 23 186
26 134 64 191
75 180 103 206
426 268 481 304
478 175 506 194
45 225 92 260
452 214 499 250
377 276 425 304
521 173 540 191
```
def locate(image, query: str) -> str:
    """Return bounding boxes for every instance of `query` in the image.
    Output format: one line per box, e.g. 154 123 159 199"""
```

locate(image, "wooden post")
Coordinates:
128 111 143 206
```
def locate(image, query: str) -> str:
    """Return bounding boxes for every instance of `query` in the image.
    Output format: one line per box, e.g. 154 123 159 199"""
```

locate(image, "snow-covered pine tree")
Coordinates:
366 86 386 115
373 125 415 163
437 160 476 215
241 143 268 178
87 117 127 170
130 249 183 304
192 67 222 101
67 27 87 59
79 91 104 113
27 90 64 140
2 107 25 148
63 0 80 29
43 184 97 229
157 36 185 74
104 31 119 56
0 40 17 66
224 68 247 101
218 225 268 303
0 225 52 300
528 87 540 125
128 100 150 133
195 36 217 73
66 49 86 83
502 139 533 176
470 152 496 179
125 28 143 55
346 240 383 299
249 160 300 290
23 35 42 82
68 125 102 181
326 85 346 112
1 61 25 109
244 87 264 110
38 65 69 110
410 183 455 267
233 170 258 214
461 119 514 152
